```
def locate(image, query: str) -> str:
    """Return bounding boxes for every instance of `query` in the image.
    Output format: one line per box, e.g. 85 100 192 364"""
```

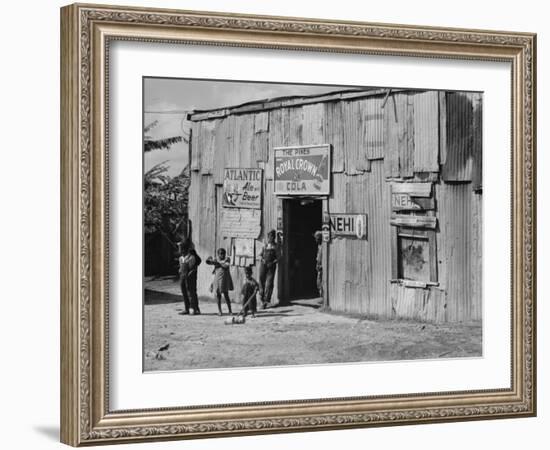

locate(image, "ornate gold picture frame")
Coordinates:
60 3 536 446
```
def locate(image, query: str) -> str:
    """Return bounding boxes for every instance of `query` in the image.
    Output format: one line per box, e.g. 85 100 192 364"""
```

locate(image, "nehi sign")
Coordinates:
330 214 367 240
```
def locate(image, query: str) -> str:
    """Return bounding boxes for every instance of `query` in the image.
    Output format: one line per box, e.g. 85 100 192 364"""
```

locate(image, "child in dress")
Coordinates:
206 248 234 316
240 266 259 318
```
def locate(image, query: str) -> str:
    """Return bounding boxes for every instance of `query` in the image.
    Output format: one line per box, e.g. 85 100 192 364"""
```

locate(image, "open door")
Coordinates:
282 198 322 301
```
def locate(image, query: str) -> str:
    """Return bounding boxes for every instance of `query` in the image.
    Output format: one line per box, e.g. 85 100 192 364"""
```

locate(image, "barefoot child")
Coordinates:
240 266 259 318
178 239 201 315
206 248 233 316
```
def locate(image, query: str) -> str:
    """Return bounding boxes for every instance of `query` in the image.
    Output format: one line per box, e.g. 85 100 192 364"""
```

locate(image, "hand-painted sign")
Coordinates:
330 214 367 240
221 209 261 239
223 168 262 209
273 145 331 195
391 193 434 211
391 182 434 211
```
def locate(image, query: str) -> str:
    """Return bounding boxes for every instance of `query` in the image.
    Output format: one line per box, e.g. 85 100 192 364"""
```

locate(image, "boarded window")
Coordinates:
392 226 437 284
399 235 430 281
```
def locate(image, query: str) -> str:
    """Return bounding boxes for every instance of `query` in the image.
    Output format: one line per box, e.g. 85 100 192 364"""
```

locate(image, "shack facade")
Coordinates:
187 88 482 323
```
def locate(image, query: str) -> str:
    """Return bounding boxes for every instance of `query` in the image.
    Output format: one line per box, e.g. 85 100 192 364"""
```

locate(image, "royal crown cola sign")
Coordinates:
273 144 331 196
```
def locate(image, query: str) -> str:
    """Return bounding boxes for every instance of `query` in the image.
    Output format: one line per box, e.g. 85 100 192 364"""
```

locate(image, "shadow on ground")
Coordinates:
145 289 211 306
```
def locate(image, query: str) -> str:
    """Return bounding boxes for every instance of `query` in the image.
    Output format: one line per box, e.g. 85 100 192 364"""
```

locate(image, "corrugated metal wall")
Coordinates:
188 90 482 322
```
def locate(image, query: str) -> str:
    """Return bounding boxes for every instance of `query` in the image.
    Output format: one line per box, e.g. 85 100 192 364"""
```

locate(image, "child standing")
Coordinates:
240 266 259 318
178 239 201 315
206 248 234 316
258 229 280 309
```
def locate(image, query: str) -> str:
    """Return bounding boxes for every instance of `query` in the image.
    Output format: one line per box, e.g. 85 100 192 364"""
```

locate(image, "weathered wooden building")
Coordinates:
187 88 482 323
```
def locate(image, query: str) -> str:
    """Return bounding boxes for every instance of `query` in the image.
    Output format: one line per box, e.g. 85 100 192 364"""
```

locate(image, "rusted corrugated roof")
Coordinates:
187 87 413 121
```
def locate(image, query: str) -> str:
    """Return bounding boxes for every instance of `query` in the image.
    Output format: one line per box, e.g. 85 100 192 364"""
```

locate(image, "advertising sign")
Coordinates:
391 193 434 211
220 209 261 239
222 168 262 209
329 214 367 240
273 145 331 195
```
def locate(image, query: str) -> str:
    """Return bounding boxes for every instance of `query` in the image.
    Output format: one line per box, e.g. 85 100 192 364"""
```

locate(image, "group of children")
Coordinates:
178 230 280 318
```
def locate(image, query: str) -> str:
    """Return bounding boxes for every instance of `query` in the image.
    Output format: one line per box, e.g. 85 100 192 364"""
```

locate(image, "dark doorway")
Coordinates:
284 199 322 300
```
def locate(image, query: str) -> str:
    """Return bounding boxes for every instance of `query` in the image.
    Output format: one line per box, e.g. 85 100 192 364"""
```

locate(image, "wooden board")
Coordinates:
190 122 201 171
362 97 385 160
391 182 432 197
302 103 325 146
442 92 474 181
325 101 345 173
439 91 447 165
413 91 439 172
471 93 483 190
342 100 364 174
253 111 269 163
436 182 477 322
390 283 447 323
213 118 229 184
384 93 413 178
199 119 217 175
390 214 437 229
384 94 400 178
391 193 434 211
266 108 288 180
402 94 414 178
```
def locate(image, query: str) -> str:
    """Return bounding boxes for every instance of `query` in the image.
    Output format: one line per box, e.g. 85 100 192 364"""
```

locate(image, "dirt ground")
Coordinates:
143 277 482 372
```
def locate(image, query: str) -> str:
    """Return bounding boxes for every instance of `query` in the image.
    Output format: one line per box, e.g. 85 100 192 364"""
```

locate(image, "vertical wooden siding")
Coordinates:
436 183 482 321
189 90 482 321
327 160 392 317
362 96 385 160
442 92 474 182
413 91 440 172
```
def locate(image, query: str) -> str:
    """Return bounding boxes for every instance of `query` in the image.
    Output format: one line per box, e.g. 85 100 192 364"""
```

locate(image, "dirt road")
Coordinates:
143 279 482 372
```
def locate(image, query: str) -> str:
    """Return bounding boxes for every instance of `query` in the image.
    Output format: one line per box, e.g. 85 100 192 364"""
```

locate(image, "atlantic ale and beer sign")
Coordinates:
222 168 263 209
273 144 331 195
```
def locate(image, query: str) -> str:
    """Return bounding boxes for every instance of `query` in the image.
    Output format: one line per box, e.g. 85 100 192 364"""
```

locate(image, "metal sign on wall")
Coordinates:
329 213 367 240
222 168 263 209
391 182 434 211
273 144 331 196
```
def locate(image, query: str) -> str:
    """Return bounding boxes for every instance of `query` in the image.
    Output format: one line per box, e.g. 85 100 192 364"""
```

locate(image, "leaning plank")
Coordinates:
390 214 437 229
391 182 432 197
402 280 427 288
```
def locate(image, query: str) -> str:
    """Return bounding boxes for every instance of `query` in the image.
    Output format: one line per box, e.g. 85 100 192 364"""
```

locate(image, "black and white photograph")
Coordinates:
143 77 483 372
